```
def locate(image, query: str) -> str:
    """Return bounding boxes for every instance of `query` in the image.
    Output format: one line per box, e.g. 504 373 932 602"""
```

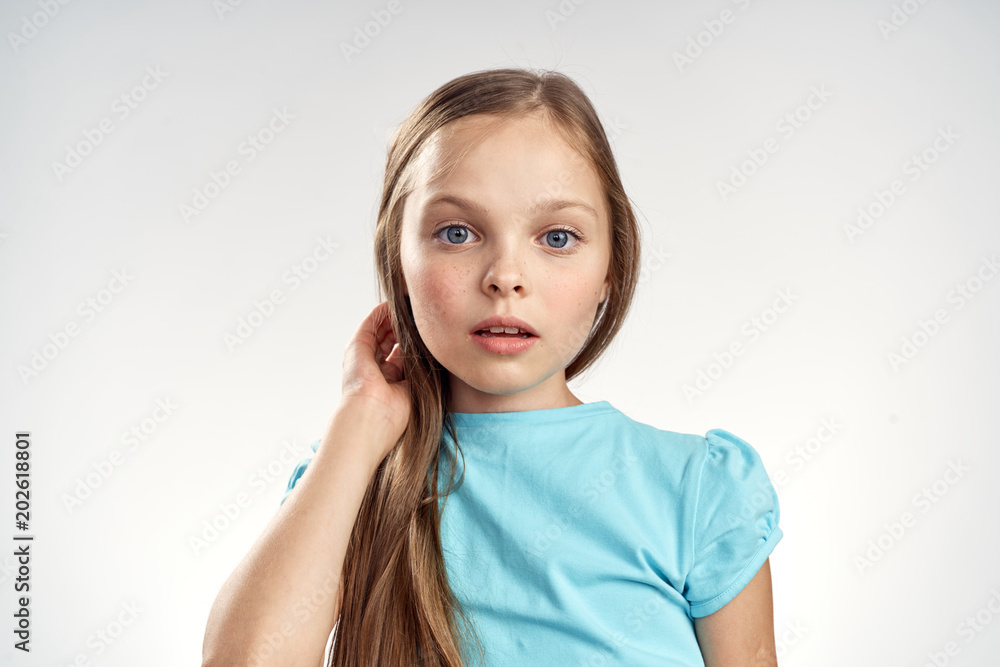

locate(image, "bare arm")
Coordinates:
693 558 778 667
201 399 397 667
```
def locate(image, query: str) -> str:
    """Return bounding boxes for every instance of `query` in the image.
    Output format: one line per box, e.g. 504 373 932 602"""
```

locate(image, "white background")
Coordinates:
1 0 998 665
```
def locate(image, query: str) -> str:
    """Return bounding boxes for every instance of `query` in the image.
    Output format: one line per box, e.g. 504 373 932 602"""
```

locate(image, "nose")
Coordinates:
481 243 527 296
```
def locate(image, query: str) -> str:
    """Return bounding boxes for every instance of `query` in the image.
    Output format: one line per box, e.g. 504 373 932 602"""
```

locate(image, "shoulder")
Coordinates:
683 428 782 617
598 409 736 511
615 406 768 467
607 406 735 470
607 410 777 513
695 429 775 500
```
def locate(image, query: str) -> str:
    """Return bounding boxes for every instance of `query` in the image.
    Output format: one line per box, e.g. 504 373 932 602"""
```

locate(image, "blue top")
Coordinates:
281 400 782 666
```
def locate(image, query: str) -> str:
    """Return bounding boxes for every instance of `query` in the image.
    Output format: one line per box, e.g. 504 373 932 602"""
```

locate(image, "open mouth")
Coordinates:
475 327 535 339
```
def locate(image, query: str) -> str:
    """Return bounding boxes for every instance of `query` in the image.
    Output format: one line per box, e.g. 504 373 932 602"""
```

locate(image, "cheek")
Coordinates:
409 263 469 325
549 269 604 311
545 270 605 346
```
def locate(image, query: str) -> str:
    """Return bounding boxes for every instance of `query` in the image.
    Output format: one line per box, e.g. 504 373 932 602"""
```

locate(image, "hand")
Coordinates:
340 300 411 460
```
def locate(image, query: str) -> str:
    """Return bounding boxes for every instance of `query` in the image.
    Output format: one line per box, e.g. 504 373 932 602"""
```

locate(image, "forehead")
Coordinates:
404 113 608 221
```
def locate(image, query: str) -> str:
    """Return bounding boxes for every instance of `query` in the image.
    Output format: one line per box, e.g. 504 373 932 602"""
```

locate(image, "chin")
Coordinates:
455 371 538 397
467 381 530 396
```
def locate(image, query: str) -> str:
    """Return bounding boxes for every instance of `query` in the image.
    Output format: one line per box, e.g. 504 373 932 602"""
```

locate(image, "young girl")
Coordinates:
202 68 782 667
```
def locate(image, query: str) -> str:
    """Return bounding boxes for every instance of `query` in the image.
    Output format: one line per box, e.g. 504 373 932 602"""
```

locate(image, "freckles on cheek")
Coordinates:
549 274 602 341
414 265 467 319
551 274 593 307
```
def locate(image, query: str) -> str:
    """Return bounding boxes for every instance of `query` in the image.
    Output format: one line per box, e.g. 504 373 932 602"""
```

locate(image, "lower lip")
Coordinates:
471 331 538 355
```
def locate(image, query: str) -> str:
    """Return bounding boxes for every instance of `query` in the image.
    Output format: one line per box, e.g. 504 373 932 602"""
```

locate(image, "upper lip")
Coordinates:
471 315 538 336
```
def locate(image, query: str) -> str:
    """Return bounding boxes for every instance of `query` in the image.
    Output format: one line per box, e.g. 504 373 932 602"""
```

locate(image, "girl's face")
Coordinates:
399 112 611 414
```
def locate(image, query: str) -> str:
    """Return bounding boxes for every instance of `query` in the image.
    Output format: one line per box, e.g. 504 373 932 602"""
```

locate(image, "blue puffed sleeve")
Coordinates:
280 439 321 506
683 429 782 618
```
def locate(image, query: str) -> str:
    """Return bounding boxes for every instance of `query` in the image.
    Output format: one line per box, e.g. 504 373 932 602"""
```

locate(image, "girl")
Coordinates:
202 68 782 667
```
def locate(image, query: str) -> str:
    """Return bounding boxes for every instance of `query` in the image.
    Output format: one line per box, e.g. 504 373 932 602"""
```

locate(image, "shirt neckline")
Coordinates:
447 400 616 427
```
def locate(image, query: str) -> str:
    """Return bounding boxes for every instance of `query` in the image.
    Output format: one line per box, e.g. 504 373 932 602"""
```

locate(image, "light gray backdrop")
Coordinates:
1 0 998 665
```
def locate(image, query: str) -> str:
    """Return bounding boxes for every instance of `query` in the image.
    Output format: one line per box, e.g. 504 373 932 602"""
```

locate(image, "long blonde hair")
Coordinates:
330 67 642 666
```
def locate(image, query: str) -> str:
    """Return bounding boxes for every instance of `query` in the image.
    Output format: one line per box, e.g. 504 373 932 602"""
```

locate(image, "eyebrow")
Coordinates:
423 193 599 222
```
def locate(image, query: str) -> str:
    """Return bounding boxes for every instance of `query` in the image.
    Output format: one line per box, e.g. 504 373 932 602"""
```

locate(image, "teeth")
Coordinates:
487 326 524 334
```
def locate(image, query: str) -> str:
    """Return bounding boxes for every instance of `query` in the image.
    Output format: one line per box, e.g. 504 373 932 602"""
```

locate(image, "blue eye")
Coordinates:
436 225 476 244
543 226 583 251
434 223 583 252
546 229 572 249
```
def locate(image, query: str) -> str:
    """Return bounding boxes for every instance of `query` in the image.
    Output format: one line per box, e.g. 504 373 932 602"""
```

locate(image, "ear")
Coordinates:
599 273 609 304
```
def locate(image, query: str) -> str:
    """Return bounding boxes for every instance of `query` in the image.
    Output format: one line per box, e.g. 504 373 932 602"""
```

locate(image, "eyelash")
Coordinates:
434 222 585 252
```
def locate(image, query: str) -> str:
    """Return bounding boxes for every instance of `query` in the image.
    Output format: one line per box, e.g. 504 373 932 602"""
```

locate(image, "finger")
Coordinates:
379 346 404 386
373 305 401 352
351 301 390 356
374 310 398 350
376 324 399 361
380 346 404 383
